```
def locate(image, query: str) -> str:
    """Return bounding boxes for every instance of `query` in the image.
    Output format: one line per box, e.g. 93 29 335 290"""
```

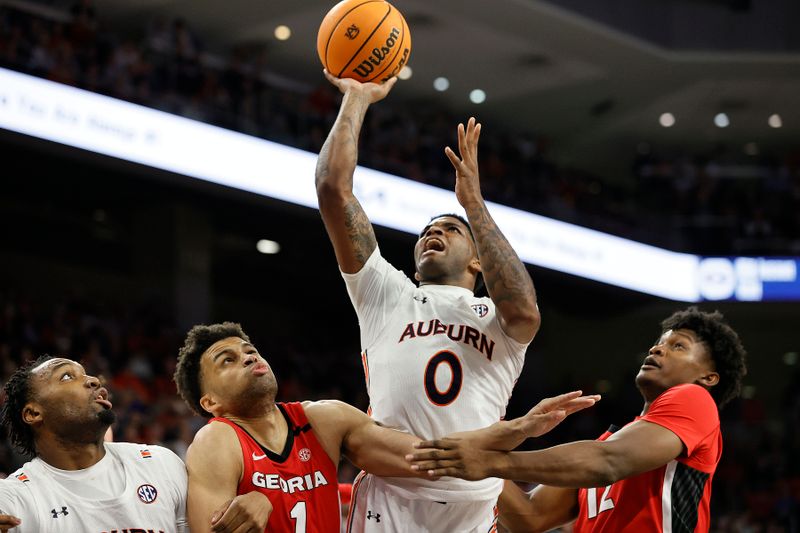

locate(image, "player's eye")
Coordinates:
60 372 73 381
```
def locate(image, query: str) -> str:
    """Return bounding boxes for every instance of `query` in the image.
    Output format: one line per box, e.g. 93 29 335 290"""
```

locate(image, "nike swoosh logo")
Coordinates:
252 452 267 461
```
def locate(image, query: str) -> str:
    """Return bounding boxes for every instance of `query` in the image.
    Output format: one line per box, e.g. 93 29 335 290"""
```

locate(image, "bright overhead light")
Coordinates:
768 114 783 128
659 113 675 128
433 77 449 92
469 89 486 104
274 25 291 41
714 113 730 128
256 239 280 254
398 66 412 80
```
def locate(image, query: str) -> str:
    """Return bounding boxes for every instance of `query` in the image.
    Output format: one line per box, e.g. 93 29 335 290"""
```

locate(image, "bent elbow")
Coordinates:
505 307 541 342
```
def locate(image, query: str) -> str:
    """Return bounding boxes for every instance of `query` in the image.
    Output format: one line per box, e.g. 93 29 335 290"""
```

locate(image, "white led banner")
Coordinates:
1 67 797 301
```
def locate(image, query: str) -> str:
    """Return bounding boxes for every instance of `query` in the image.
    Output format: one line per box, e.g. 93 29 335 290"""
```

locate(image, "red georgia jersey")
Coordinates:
210 402 340 532
575 384 722 533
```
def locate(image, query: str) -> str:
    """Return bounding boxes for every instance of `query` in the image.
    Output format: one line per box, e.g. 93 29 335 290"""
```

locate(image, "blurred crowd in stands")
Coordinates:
1 1 799 255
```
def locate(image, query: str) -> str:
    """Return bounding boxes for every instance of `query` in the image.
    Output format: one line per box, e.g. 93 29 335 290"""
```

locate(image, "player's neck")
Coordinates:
36 435 106 470
418 276 475 291
227 402 289 454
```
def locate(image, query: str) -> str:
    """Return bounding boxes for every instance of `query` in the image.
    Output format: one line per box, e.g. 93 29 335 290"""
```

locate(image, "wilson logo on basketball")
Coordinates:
345 24 359 40
351 27 400 78
137 484 158 504
298 448 312 462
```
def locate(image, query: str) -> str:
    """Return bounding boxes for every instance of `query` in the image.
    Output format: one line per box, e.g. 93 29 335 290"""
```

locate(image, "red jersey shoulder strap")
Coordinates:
278 401 310 429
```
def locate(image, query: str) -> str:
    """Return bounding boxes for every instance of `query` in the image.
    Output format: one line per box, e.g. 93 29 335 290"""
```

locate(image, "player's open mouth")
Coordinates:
422 238 445 256
641 356 660 369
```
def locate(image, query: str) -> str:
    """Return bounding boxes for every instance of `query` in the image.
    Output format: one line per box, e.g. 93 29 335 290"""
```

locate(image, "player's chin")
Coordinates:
97 408 117 425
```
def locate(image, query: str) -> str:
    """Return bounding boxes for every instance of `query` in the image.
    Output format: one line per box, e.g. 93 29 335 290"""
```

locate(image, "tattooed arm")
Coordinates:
445 118 540 343
315 71 397 273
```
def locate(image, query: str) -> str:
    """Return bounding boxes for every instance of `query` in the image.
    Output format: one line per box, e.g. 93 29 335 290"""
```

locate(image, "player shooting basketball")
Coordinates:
315 69 541 532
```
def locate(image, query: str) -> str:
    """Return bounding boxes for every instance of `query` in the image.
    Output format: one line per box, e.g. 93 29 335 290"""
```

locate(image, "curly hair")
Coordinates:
174 322 250 417
1 354 53 457
661 307 747 408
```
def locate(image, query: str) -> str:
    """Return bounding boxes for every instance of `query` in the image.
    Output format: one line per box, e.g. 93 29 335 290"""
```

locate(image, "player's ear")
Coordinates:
199 394 219 416
468 257 481 276
22 402 43 426
414 271 421 282
697 371 719 388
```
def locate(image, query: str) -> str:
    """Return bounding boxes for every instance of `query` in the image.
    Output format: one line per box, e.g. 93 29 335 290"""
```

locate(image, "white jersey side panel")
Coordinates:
0 442 187 533
343 248 529 501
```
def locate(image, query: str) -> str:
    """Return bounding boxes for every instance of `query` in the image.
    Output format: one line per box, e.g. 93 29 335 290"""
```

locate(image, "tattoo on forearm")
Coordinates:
343 197 377 264
466 203 536 308
315 115 359 189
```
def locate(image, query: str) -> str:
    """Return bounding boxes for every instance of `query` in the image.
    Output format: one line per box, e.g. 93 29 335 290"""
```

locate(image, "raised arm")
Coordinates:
315 71 397 273
408 418 684 487
186 422 272 533
445 118 540 343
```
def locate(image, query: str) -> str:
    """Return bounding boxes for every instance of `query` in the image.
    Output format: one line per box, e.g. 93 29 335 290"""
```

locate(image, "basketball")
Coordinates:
317 0 412 83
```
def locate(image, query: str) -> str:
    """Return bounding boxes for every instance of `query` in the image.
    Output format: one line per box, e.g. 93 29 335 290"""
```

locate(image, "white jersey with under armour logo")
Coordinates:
0 442 187 532
342 248 530 502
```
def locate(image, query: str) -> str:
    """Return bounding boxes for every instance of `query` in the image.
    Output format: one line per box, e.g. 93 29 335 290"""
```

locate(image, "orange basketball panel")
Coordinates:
317 1 391 74
341 7 406 82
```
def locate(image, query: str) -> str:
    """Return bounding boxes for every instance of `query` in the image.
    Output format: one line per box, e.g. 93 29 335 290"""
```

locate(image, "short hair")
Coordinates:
1 355 53 457
174 322 250 417
661 307 747 408
427 213 485 294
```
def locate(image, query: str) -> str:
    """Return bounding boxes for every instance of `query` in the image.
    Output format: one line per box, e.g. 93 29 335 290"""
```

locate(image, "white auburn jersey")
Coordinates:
0 442 187 533
342 248 530 501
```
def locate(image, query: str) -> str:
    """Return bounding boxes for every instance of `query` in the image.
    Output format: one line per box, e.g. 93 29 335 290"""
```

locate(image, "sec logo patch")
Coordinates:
137 484 158 503
298 448 312 462
471 304 488 318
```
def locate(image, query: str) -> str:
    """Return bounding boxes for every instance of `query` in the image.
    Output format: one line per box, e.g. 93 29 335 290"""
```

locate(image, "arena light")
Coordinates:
768 114 783 128
256 239 281 254
659 113 675 128
397 66 412 80
1 67 798 302
433 77 450 92
274 25 292 41
469 89 486 104
714 113 730 128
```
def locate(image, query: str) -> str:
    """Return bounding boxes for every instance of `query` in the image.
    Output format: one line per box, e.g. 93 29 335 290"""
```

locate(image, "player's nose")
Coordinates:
648 344 664 356
424 226 444 237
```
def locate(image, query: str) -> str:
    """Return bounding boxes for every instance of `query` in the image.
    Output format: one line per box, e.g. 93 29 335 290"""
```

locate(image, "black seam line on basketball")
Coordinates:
364 14 406 83
324 0 383 69
337 4 393 78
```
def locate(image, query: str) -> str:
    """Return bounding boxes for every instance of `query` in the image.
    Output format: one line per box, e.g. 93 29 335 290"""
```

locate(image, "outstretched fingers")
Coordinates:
444 145 463 171
533 391 601 415
563 395 601 415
